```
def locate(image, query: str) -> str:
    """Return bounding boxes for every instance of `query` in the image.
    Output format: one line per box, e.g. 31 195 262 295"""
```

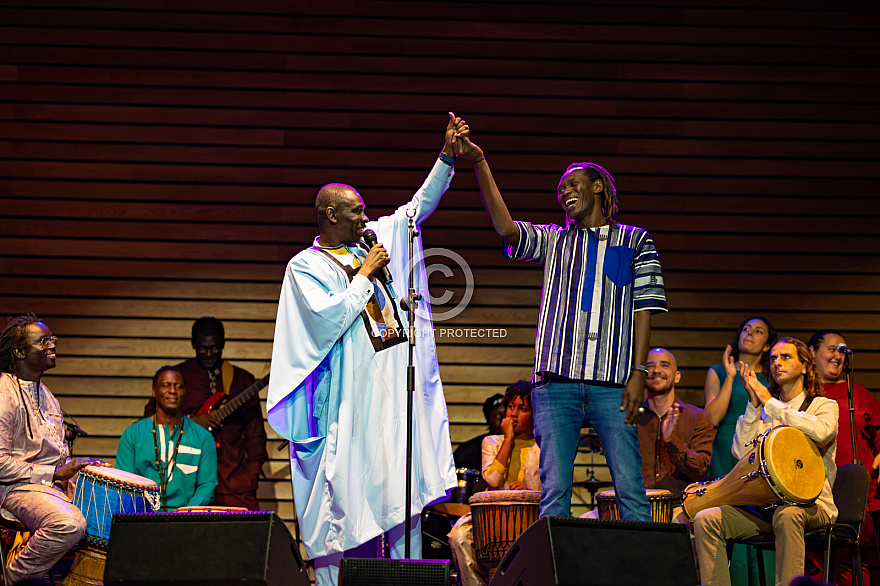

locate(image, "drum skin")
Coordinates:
682 426 824 520
597 488 674 523
469 490 540 564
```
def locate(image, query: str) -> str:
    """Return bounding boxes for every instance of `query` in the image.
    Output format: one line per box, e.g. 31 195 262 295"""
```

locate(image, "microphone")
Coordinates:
837 343 853 354
361 229 393 284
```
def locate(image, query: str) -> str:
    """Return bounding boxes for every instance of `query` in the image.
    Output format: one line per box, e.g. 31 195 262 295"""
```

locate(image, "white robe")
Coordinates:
267 160 457 559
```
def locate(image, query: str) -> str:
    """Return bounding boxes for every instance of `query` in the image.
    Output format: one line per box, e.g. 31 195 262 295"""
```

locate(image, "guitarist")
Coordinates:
177 317 268 510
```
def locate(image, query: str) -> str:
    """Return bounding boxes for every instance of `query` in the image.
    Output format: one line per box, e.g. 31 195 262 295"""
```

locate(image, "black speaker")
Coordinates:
489 517 697 586
103 511 309 586
340 558 450 586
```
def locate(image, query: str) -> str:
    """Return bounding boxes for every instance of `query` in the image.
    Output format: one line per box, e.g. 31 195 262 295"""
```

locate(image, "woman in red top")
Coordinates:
809 329 880 586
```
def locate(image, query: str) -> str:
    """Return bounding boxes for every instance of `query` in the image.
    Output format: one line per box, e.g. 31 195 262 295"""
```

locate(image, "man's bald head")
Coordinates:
645 347 680 395
316 183 358 224
314 183 368 246
648 347 677 371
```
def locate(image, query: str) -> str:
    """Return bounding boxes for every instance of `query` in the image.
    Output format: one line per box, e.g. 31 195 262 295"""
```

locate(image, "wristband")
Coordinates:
631 365 648 376
438 151 457 166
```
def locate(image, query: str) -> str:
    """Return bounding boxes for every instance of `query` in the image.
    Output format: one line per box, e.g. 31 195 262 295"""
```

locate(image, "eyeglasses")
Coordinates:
31 336 58 349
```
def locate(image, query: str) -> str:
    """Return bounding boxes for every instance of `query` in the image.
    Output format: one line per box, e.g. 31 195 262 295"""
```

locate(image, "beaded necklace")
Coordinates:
151 415 185 510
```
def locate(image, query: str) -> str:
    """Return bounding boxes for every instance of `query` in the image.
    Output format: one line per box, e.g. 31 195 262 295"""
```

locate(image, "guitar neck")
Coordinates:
213 374 270 423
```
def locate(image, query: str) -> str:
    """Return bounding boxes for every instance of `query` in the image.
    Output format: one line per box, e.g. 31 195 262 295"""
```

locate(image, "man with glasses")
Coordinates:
0 314 108 584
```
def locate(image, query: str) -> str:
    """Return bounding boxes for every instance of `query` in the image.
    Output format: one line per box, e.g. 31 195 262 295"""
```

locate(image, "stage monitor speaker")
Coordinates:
103 511 309 586
489 516 697 586
340 558 450 586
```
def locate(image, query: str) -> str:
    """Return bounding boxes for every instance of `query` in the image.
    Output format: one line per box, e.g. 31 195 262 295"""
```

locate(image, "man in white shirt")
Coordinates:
692 337 839 586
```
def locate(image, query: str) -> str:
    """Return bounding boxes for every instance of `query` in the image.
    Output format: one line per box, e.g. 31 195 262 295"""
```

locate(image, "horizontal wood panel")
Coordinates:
3 193 879 223
5 136 879 166
8 65 880 103
3 27 878 68
5 89 880 132
2 3 878 39
5 175 880 202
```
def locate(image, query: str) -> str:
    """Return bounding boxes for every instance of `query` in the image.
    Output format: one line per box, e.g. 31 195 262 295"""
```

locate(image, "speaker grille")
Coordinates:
340 558 450 586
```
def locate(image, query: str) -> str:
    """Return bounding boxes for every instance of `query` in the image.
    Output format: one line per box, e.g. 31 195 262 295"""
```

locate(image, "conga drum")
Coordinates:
683 426 825 520
469 490 540 567
597 488 674 523
64 467 160 586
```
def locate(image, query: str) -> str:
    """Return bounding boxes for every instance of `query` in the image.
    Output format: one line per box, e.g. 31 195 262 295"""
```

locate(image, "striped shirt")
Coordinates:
505 221 667 385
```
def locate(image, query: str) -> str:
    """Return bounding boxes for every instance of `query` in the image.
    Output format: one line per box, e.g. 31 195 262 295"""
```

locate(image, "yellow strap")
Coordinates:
221 360 234 395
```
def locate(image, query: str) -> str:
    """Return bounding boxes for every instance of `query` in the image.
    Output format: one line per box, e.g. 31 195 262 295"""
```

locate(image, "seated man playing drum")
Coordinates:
692 337 839 586
448 381 540 586
116 366 218 510
0 315 109 585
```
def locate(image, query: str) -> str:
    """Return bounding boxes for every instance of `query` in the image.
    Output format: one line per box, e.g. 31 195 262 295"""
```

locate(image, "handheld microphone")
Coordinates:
362 229 393 284
837 343 853 354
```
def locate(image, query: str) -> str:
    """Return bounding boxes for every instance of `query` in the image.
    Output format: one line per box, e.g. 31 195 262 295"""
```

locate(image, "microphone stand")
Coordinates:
399 208 421 559
844 349 859 465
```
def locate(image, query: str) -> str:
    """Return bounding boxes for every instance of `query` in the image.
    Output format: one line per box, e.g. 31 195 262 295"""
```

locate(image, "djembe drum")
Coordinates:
469 490 540 571
682 426 825 520
64 467 160 586
597 488 674 523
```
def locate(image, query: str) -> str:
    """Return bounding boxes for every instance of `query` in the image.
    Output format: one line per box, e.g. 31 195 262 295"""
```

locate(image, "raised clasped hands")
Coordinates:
446 111 484 164
740 361 772 407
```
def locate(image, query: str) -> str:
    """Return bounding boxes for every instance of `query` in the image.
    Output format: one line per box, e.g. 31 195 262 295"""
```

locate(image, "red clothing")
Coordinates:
177 358 268 509
824 381 880 507
820 381 880 586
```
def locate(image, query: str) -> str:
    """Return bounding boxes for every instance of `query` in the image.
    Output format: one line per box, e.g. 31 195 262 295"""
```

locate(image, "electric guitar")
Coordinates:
194 374 270 427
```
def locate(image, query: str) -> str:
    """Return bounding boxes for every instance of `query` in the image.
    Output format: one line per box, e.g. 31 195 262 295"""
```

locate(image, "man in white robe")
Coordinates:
267 114 467 585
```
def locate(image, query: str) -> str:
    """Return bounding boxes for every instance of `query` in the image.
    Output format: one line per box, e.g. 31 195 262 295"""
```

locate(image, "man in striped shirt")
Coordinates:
455 132 667 521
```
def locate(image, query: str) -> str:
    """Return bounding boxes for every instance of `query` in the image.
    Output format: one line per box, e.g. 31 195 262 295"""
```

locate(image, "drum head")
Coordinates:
84 466 158 488
763 426 825 504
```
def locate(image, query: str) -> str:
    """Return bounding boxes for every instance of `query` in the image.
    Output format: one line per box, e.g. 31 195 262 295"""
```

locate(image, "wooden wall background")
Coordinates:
1 0 878 547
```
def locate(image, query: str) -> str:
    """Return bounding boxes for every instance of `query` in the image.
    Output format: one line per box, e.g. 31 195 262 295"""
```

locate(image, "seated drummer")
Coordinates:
116 366 218 511
448 380 540 586
638 348 713 509
0 315 107 585
692 337 839 586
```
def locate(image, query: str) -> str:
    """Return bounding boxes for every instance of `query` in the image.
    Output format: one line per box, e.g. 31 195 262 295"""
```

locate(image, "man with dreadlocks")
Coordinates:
455 134 667 523
693 338 839 586
0 315 106 584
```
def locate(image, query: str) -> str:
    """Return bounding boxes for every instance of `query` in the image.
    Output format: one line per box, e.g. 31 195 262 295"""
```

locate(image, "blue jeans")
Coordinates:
531 379 651 521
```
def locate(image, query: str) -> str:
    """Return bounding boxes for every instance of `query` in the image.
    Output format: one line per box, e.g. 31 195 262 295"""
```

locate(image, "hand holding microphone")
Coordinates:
359 229 393 283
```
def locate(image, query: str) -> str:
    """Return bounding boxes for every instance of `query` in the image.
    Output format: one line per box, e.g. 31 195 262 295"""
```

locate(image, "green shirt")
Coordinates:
116 416 218 510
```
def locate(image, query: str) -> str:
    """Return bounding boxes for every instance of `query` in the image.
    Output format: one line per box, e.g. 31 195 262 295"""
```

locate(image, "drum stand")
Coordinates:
577 431 611 510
